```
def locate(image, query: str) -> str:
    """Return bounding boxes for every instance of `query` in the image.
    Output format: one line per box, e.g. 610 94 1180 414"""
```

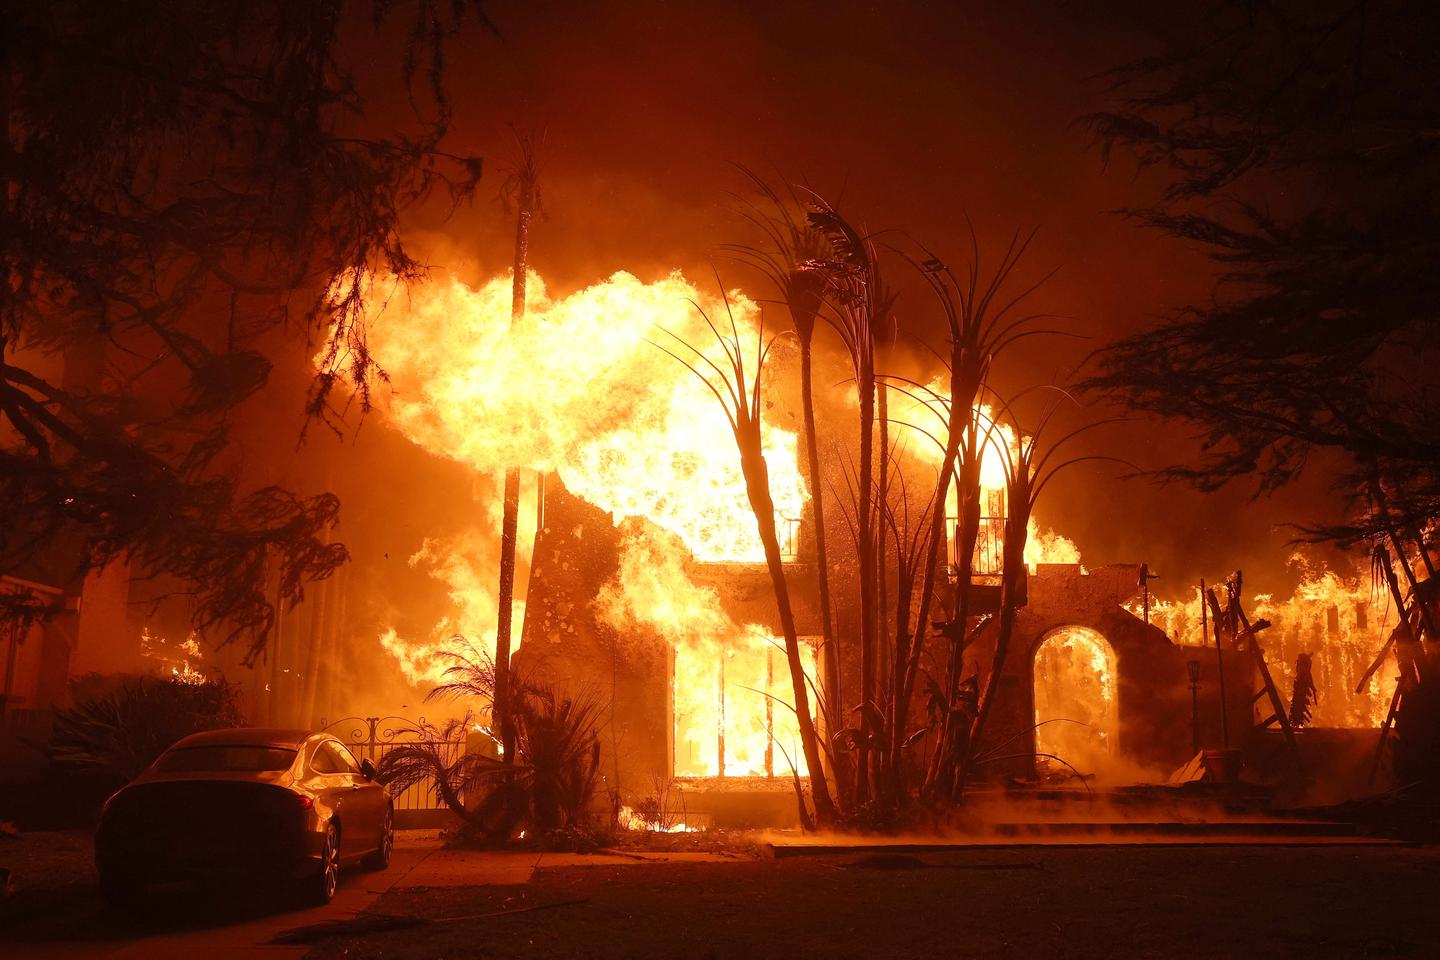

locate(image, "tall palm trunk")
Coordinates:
495 160 537 765
926 432 984 794
876 381 889 756
739 436 837 824
892 427 958 786
955 495 1030 798
855 350 876 803
799 336 841 749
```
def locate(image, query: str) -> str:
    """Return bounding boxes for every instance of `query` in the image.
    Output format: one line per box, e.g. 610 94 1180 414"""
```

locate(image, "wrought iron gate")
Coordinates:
320 716 466 815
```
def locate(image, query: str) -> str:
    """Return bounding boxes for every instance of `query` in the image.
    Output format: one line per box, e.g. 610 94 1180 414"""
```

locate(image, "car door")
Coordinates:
331 740 387 854
307 740 357 849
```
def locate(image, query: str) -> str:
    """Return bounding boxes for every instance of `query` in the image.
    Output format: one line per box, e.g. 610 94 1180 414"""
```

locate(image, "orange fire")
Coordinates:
1034 626 1117 773
140 627 208 686
1136 555 1398 728
347 270 813 773
345 264 1393 797
896 388 1082 572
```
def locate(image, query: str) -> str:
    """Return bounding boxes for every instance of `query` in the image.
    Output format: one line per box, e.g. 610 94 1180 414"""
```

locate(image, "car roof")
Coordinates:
168 728 319 750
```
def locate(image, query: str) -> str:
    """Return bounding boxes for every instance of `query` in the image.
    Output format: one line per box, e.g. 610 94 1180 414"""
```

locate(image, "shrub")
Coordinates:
47 675 245 788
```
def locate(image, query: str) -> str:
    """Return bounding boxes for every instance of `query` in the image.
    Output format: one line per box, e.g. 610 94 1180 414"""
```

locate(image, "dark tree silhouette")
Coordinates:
1 1 491 659
1083 0 1440 791
1081 0 1440 547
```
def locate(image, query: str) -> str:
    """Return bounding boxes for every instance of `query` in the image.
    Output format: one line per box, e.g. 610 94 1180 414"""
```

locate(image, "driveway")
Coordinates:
1 830 444 959
1 830 735 959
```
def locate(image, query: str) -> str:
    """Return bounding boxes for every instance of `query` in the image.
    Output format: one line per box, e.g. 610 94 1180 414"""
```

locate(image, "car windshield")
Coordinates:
154 746 297 773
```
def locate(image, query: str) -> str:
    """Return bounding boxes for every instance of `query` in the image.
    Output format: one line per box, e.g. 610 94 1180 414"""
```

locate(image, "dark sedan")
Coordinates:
95 728 394 907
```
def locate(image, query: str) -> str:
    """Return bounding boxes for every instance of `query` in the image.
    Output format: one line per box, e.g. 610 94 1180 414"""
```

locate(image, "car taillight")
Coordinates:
293 794 314 810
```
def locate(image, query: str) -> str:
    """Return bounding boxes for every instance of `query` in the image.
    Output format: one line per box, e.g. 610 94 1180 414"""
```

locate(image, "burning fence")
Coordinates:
1135 556 1398 729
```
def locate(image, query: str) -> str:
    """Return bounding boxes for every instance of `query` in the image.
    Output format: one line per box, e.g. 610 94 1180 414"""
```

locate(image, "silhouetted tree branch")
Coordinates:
1 1 492 659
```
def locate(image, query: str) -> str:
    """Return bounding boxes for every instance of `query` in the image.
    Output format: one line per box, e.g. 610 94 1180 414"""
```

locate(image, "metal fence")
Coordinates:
320 715 467 813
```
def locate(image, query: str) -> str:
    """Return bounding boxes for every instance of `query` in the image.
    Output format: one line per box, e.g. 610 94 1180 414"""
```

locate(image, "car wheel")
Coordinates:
100 870 147 911
363 806 394 871
300 821 340 906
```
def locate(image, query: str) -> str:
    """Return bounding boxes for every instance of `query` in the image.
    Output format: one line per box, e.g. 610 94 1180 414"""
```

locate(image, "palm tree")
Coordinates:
381 638 603 839
494 134 543 765
879 227 1063 798
724 172 842 772
805 198 894 805
654 278 837 826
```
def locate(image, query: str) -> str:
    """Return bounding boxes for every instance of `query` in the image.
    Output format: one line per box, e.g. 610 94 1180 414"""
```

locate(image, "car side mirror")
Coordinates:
360 758 377 781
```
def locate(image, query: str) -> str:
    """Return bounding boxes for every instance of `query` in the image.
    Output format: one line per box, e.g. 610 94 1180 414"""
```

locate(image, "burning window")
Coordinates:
672 628 818 778
777 516 801 562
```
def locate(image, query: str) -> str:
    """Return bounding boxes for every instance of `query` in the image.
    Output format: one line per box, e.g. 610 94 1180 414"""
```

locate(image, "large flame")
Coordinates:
365 270 805 564
353 268 811 759
597 526 816 777
349 262 1391 801
1034 626 1117 773
1137 554 1398 728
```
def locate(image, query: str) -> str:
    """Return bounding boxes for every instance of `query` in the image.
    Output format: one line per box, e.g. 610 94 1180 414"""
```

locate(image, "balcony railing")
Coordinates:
947 515 1006 580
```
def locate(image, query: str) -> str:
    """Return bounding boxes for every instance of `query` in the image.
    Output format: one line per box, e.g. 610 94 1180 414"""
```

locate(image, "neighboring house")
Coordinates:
0 565 137 781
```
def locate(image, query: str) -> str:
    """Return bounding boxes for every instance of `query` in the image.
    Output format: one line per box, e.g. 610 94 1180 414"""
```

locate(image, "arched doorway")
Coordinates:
1033 626 1118 776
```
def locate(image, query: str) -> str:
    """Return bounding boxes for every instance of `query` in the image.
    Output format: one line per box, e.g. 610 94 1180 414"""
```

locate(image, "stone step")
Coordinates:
766 833 1410 857
987 818 1354 838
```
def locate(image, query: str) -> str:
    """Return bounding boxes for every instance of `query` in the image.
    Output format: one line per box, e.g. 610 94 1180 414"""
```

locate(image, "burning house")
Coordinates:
301 258 1409 825
2 264 1404 824
513 486 1255 826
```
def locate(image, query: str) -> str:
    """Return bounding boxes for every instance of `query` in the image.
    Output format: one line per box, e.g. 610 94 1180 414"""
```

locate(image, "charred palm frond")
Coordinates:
514 686 604 832
722 168 830 341
424 636 503 706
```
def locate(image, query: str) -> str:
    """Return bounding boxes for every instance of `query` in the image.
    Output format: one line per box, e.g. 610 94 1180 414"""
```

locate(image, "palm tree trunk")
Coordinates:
495 165 536 765
799 337 841 760
956 500 1031 798
739 437 836 824
855 356 876 803
876 381 890 787
895 431 958 771
926 445 983 795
